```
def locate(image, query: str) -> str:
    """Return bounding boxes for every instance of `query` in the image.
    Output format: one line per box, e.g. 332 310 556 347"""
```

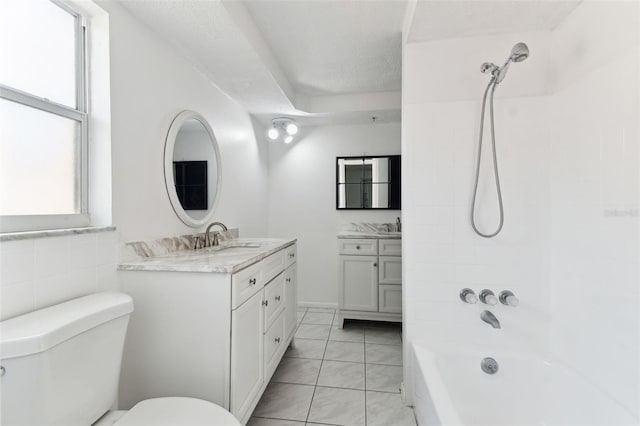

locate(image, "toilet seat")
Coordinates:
114 397 241 426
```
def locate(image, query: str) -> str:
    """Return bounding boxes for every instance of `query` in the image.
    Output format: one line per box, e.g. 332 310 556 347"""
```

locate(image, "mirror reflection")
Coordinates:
172 119 218 220
336 155 401 210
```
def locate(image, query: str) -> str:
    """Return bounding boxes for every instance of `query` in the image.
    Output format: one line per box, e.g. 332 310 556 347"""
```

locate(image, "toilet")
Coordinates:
0 292 241 426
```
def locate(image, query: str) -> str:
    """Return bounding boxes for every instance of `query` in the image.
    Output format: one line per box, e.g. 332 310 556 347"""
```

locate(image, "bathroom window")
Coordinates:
0 0 89 232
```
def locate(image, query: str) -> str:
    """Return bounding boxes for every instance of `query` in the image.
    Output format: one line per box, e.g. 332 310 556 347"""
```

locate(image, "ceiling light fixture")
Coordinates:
267 127 279 140
267 117 299 143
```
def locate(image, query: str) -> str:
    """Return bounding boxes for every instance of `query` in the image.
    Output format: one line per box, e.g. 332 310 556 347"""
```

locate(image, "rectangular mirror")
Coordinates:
336 155 401 210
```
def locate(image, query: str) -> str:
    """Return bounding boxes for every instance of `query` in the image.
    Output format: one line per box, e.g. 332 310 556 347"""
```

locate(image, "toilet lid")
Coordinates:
115 397 241 426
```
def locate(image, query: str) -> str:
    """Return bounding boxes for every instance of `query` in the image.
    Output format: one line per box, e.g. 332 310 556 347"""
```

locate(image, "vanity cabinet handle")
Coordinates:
275 296 281 301
373 262 378 267
286 278 291 283
249 278 256 285
262 300 269 307
289 253 295 258
275 337 281 343
356 245 361 250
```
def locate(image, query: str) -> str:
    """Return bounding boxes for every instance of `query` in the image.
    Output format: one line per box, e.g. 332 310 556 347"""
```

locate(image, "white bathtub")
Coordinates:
412 342 637 426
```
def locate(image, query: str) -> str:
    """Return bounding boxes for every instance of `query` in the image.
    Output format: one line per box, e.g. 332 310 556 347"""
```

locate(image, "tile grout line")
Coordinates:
304 311 332 424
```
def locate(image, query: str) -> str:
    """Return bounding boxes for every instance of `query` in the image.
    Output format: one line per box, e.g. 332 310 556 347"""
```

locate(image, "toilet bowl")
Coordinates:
0 292 241 426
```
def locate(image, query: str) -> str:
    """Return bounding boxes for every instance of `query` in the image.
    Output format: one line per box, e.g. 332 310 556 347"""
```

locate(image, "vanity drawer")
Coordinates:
232 264 264 310
379 239 402 256
285 244 297 268
264 313 285 380
379 285 402 313
264 274 286 329
261 250 287 286
378 256 402 285
339 239 377 256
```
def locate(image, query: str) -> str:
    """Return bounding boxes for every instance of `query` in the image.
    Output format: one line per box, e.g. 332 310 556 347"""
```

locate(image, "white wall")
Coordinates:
267 122 400 307
0 1 270 320
549 1 639 416
101 1 269 244
402 1 639 417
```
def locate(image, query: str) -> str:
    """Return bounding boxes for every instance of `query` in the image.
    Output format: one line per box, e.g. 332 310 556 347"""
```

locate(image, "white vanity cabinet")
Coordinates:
337 238 401 326
119 242 297 425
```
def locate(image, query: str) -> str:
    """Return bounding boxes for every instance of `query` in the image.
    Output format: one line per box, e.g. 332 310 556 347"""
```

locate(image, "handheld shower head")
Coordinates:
510 42 529 63
493 42 530 84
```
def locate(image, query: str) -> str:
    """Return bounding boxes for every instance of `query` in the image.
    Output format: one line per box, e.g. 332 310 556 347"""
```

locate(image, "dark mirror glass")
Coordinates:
336 155 401 210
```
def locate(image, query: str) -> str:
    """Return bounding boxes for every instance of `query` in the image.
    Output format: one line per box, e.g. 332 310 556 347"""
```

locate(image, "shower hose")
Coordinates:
470 78 504 238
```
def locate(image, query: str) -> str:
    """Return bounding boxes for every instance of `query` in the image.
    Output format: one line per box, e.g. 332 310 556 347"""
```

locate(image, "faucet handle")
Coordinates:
499 290 519 307
460 288 477 304
479 289 498 306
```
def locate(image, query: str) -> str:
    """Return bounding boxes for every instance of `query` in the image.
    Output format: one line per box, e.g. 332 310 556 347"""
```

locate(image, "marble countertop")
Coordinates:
337 231 401 239
118 237 296 274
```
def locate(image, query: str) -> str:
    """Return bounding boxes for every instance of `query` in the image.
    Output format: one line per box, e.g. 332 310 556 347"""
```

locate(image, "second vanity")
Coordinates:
337 224 402 327
117 237 297 425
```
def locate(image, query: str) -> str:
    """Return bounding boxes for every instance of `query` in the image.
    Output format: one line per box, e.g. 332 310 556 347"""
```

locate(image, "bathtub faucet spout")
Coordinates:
481 310 501 329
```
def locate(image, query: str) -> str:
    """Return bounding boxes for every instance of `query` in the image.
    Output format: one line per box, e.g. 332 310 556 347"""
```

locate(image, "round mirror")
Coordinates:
164 110 221 227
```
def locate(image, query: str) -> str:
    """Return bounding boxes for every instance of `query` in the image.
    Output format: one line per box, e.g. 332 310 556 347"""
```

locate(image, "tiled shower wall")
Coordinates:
402 1 639 415
549 1 639 416
402 30 553 403
0 230 119 321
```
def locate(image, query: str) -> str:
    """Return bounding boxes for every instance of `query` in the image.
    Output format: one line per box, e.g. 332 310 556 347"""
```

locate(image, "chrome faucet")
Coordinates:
481 310 501 329
205 222 228 247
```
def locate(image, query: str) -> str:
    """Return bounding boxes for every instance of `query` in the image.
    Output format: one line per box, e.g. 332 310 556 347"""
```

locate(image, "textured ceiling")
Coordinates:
117 0 295 114
244 0 405 96
406 0 581 43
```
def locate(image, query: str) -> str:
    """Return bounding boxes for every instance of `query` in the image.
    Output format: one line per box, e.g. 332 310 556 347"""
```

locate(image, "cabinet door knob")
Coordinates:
275 295 281 301
289 253 295 258
286 278 291 283
262 300 269 306
356 245 360 250
249 278 256 285
275 337 281 343
373 262 378 267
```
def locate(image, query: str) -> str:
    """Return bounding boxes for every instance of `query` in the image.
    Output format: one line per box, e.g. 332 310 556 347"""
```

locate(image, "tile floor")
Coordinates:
248 307 416 426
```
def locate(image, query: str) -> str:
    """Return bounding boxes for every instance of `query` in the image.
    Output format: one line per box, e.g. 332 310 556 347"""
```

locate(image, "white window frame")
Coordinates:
0 0 89 233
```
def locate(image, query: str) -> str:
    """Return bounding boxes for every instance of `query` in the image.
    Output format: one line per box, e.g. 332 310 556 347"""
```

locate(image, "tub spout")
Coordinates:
481 310 501 329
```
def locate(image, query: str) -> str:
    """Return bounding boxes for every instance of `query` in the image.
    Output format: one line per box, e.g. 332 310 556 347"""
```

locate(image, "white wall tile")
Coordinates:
0 230 118 320
0 239 34 286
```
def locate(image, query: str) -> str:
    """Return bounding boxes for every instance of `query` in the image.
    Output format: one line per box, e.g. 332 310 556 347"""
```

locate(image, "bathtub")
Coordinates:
412 342 637 426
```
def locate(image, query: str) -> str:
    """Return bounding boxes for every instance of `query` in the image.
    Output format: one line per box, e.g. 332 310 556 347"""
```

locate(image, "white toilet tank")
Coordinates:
0 292 134 426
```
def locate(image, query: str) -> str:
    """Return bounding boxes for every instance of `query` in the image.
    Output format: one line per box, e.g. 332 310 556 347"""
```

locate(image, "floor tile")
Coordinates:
302 312 334 326
285 338 327 360
324 341 365 363
253 383 315 422
329 326 364 343
272 358 322 385
364 327 401 345
366 391 416 426
365 343 402 366
317 360 365 390
365 364 402 393
307 386 365 426
296 324 331 340
247 417 305 426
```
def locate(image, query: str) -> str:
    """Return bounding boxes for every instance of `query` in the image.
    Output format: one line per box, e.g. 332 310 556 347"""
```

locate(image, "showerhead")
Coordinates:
510 42 529 63
491 42 530 84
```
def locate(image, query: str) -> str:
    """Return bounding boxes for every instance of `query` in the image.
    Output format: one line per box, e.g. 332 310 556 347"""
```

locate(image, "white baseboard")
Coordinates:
298 301 338 310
